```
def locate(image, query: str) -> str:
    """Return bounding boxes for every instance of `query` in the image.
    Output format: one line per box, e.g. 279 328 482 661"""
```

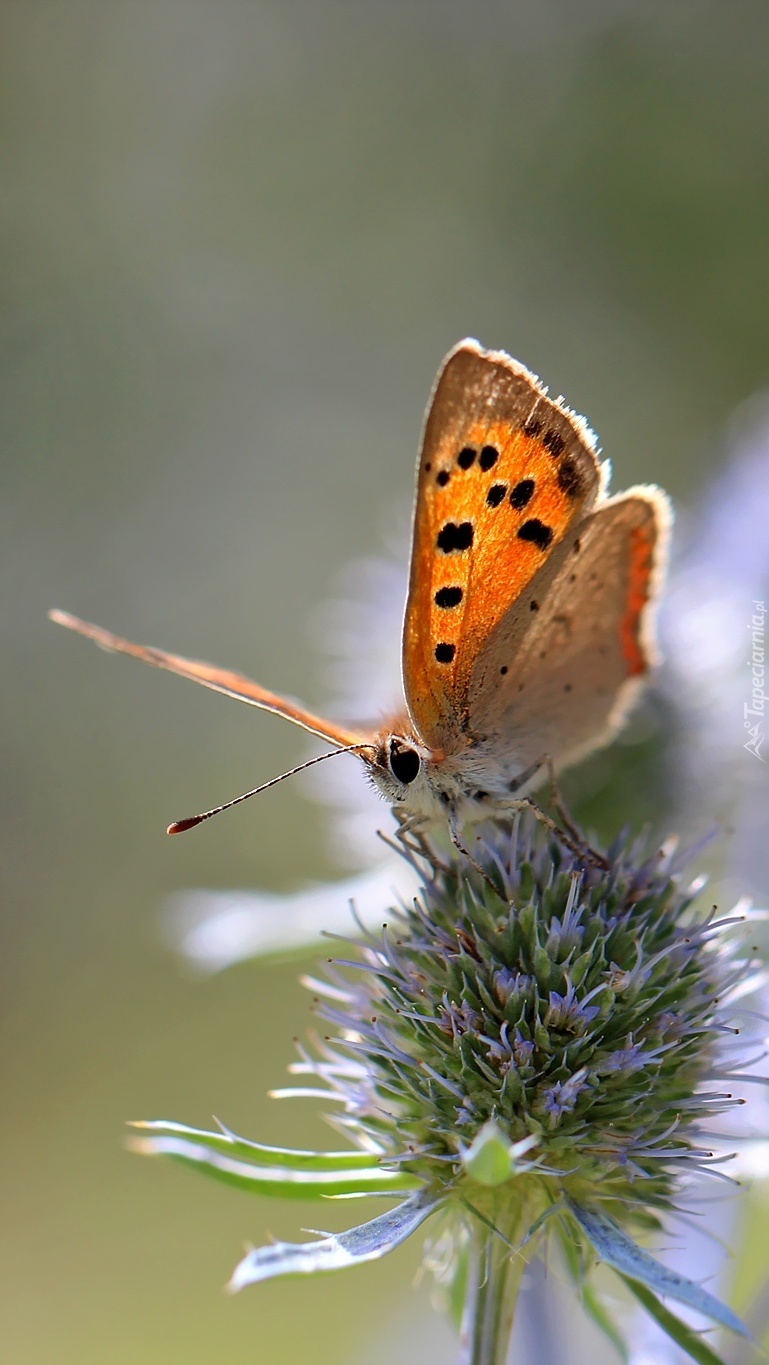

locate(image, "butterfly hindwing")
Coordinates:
402 340 605 752
466 488 670 781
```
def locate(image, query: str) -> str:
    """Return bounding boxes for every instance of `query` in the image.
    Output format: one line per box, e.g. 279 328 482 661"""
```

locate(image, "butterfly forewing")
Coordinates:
467 490 669 779
402 340 604 752
48 611 370 749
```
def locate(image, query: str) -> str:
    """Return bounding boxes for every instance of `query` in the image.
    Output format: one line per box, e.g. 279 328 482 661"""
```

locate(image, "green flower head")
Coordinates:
310 823 737 1209
135 817 760 1363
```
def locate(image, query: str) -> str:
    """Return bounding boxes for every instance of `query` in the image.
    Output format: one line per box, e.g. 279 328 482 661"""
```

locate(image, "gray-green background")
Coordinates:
5 4 769 1361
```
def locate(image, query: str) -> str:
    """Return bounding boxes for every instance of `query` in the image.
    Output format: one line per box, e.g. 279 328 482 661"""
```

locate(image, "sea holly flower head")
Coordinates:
135 816 760 1364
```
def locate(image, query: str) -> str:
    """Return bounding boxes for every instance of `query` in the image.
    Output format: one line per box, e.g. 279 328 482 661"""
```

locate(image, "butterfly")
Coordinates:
50 339 670 853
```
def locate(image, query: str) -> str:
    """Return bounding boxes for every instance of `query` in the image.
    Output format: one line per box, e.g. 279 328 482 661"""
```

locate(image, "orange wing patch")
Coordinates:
403 341 603 751
425 419 589 672
620 520 659 677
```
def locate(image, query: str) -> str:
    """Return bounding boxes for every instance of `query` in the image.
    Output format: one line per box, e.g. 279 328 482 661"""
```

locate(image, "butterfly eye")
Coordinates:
387 738 421 786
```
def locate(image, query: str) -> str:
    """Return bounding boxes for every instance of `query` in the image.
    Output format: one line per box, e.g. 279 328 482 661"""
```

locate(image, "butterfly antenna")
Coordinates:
167 743 375 834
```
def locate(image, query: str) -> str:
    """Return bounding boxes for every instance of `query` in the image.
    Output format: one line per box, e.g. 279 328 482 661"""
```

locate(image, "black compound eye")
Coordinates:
388 739 421 785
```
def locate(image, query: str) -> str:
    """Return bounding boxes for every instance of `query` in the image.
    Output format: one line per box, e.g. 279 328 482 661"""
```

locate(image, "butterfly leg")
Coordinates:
382 806 479 883
506 756 609 870
390 807 444 867
540 756 607 864
447 810 503 894
513 796 608 871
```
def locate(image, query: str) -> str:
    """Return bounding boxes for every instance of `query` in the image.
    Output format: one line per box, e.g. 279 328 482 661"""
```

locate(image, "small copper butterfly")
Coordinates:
50 340 671 849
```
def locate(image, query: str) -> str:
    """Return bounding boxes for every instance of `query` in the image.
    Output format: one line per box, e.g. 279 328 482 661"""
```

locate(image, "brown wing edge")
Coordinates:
423 337 607 477
48 610 371 749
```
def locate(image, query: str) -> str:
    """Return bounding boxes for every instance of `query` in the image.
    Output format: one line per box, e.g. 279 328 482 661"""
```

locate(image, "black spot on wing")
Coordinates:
436 469 450 487
479 445 498 471
435 642 456 663
557 454 582 498
517 519 553 551
437 521 474 553
509 478 535 510
457 447 476 469
543 430 565 458
434 585 463 608
486 483 506 508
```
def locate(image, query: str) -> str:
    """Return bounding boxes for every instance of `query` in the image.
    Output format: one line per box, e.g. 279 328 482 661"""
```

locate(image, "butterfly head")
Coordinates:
363 729 438 812
363 727 484 824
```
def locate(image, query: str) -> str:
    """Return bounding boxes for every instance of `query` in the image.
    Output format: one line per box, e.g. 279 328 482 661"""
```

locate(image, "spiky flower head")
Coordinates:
309 821 734 1213
136 817 758 1362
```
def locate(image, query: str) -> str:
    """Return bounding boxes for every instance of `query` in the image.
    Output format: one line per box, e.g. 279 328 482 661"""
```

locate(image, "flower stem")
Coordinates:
459 1211 526 1365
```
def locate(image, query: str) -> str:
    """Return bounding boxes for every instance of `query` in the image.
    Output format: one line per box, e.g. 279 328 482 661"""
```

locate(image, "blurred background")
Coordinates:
4 3 769 1361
